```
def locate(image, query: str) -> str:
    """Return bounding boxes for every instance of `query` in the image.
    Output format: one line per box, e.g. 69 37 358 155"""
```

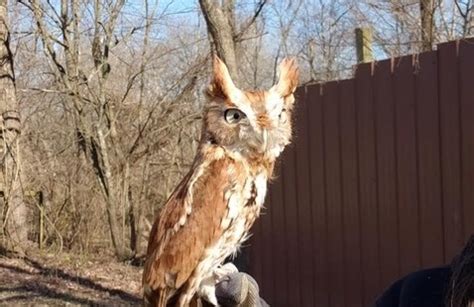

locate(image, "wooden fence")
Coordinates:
247 38 474 307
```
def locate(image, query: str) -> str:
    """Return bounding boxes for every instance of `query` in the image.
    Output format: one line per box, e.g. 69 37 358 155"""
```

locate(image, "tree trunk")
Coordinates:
199 0 239 83
0 0 28 250
419 0 435 51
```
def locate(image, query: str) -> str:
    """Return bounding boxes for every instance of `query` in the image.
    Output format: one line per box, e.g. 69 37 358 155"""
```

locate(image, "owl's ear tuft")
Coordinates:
272 58 299 98
206 56 238 99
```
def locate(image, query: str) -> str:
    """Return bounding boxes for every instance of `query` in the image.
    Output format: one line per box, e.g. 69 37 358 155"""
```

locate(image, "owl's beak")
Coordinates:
261 129 268 151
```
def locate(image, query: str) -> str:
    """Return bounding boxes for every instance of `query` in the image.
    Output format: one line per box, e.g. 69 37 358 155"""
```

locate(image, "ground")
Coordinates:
0 251 142 306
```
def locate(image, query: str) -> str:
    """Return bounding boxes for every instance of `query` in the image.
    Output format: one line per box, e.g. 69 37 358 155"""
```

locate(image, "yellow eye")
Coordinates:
224 108 246 124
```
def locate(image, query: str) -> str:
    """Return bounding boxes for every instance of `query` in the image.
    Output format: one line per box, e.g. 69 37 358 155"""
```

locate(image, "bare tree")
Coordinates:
0 0 28 251
455 0 474 36
19 0 133 260
199 0 239 80
6 0 473 261
420 0 435 51
4 0 273 259
199 0 267 83
22 0 165 259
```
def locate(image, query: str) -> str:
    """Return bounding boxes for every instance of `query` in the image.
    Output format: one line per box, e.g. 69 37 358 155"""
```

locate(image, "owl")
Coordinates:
142 56 299 307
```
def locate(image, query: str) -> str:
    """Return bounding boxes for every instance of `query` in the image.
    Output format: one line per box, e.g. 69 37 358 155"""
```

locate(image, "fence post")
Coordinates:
355 27 373 63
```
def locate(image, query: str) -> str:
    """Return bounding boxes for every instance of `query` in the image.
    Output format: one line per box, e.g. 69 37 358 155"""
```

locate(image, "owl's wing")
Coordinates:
143 157 233 294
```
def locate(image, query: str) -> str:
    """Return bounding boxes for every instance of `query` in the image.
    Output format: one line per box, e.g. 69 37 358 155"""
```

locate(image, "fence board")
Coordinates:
459 39 474 239
307 84 329 307
259 195 273 300
282 145 302 305
269 165 288 306
339 79 363 307
249 207 263 289
414 51 444 267
355 62 381 305
393 55 422 275
438 41 464 262
323 82 345 307
294 87 315 307
373 59 400 288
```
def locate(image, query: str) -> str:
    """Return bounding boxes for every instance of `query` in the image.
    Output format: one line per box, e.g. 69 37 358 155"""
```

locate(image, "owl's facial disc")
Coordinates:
205 56 298 158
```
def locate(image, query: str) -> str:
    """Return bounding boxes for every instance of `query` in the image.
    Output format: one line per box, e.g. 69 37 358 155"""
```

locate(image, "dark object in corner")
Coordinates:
446 235 474 307
374 235 474 307
374 266 451 307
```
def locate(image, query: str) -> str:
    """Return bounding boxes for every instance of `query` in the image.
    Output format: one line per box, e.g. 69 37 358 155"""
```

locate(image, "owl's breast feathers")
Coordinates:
143 148 268 302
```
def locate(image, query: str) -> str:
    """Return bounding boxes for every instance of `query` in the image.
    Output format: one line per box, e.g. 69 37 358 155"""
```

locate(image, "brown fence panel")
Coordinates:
259 191 273 299
323 81 345 307
281 143 301 304
339 79 363 307
415 51 444 268
373 58 400 288
459 39 474 239
249 196 263 292
355 62 381 305
268 159 288 305
247 38 474 306
438 41 464 261
306 84 329 307
393 55 422 275
294 87 315 307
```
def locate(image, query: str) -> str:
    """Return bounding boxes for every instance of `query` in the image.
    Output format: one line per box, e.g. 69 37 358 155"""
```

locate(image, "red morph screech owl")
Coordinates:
143 56 299 307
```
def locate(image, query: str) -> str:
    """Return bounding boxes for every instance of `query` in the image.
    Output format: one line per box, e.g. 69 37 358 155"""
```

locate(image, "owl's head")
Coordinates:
203 56 299 160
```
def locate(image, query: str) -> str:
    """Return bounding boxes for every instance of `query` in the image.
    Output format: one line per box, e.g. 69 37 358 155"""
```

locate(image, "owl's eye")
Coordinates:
224 108 246 124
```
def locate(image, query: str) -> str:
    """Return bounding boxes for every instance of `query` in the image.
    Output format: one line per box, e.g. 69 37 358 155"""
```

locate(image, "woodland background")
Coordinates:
0 0 473 263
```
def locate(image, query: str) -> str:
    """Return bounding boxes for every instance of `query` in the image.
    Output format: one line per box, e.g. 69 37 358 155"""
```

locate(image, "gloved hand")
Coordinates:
198 263 269 307
215 271 269 307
